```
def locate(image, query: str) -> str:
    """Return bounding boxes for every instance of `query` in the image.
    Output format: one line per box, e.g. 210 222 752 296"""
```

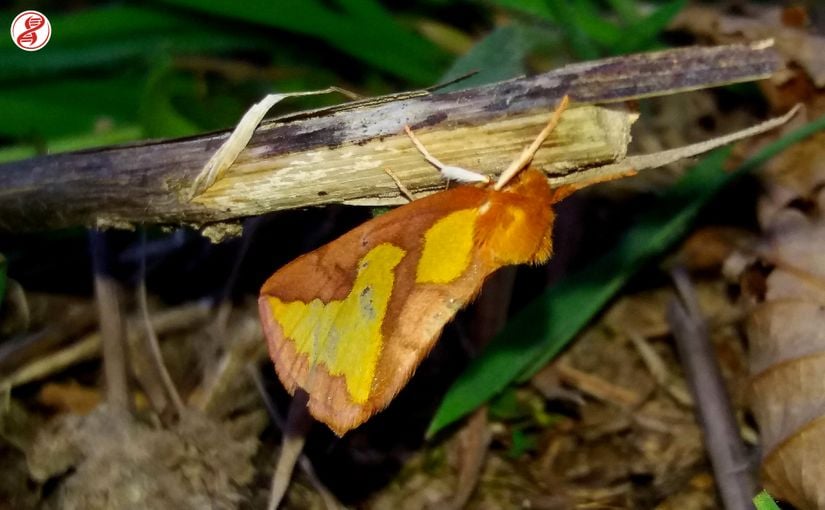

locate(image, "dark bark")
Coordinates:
0 43 780 232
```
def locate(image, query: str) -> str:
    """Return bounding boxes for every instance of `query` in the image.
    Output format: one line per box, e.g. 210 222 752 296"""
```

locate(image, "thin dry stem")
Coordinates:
137 281 185 416
90 231 130 411
548 104 801 189
668 267 756 510
0 43 782 232
0 303 211 390
268 390 315 510
248 367 339 509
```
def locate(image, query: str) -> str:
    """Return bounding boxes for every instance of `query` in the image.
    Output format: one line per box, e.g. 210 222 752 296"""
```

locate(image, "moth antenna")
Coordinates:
494 95 570 190
383 168 415 202
404 125 491 184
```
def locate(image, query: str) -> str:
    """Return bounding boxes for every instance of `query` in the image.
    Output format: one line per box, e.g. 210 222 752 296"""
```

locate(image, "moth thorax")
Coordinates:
505 167 552 201
478 200 553 266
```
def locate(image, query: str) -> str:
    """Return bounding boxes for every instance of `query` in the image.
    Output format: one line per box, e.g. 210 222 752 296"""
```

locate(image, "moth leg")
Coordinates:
403 125 491 184
383 168 416 202
495 95 570 190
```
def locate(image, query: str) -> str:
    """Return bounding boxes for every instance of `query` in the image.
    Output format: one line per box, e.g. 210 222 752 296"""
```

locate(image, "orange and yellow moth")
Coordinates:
259 97 578 436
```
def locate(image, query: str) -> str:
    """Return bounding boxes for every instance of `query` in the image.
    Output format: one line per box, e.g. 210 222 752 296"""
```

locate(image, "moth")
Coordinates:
259 96 580 435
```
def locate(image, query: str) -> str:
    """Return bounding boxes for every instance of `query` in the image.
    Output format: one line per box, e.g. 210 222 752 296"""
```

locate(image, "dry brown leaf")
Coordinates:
733 103 825 508
675 227 756 272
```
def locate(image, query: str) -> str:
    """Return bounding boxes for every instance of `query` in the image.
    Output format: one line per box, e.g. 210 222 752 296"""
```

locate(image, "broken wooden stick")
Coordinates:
0 42 782 237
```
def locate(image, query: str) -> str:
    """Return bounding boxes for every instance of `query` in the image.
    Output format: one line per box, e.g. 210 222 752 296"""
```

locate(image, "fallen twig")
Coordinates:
0 303 211 390
136 230 185 416
90 231 130 411
668 267 755 510
247 367 340 510
0 43 781 233
268 390 315 510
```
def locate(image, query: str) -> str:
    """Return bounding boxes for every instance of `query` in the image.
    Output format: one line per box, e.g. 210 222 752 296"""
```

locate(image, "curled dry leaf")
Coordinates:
690 11 825 502
736 119 825 508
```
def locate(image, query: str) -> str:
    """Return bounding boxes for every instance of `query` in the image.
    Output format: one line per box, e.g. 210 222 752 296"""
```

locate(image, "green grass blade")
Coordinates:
155 0 449 84
139 64 202 138
733 113 825 175
568 0 623 47
484 0 555 21
438 24 560 92
428 150 729 437
543 1 601 59
0 6 261 81
0 126 143 164
753 490 781 510
0 77 143 139
428 113 825 437
613 0 686 54
604 0 641 24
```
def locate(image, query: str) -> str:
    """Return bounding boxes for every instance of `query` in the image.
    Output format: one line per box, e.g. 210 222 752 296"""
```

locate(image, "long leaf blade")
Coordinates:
155 0 449 84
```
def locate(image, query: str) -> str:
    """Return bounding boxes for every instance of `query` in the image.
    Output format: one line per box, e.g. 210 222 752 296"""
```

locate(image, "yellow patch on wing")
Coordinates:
416 208 477 284
267 243 405 403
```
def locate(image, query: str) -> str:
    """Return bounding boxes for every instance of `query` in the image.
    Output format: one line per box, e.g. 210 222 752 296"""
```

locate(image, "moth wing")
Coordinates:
259 188 491 435
365 169 556 430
